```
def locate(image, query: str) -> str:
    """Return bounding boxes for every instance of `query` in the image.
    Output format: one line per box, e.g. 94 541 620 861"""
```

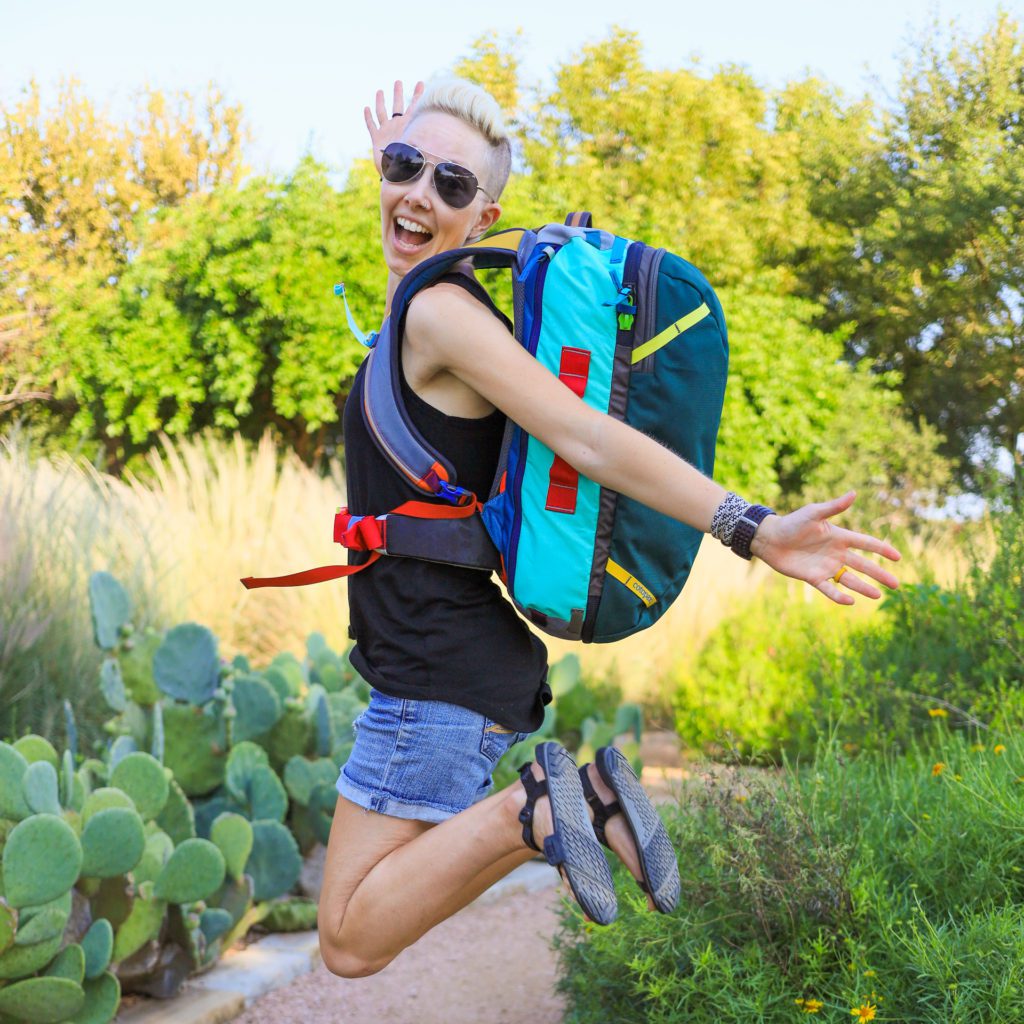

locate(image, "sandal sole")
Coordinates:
535 742 618 926
595 746 681 914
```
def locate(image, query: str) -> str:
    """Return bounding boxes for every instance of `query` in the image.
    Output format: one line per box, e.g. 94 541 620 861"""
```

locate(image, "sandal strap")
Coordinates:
578 765 621 848
516 761 549 853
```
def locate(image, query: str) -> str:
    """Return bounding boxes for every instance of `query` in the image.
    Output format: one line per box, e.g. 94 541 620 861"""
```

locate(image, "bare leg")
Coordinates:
318 760 652 978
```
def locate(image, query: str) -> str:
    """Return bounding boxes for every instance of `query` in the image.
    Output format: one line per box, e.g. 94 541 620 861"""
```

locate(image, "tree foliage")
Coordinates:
47 158 380 469
794 13 1024 493
0 79 247 446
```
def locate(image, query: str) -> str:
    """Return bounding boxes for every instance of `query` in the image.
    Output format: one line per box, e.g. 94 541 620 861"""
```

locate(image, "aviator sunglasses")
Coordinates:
380 141 494 210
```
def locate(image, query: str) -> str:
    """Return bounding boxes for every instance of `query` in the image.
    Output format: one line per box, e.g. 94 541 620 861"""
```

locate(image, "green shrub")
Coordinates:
555 728 1024 1023
671 581 853 762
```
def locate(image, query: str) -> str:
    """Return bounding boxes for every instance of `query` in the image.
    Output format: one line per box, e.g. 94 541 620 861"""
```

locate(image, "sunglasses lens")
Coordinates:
381 142 423 183
434 163 479 209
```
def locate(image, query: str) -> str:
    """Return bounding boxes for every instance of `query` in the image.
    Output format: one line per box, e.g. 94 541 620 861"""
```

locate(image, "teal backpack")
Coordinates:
242 213 728 643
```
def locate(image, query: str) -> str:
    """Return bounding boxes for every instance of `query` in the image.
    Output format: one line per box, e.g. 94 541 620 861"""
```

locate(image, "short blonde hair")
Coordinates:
410 75 513 201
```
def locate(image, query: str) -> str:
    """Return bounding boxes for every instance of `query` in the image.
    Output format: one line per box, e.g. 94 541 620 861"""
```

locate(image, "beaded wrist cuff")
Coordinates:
730 504 776 561
710 491 748 547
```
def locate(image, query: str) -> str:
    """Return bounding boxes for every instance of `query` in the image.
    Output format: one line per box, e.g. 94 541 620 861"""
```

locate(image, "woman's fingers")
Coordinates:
843 550 900 591
375 88 388 126
811 490 857 521
816 578 856 606
834 567 881 601
392 80 405 116
834 526 902 566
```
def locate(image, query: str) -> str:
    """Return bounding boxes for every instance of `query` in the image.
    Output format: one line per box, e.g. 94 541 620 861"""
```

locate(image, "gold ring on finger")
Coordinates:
832 565 849 585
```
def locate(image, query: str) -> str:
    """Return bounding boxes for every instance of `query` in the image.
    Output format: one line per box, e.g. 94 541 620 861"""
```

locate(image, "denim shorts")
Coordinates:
336 688 534 824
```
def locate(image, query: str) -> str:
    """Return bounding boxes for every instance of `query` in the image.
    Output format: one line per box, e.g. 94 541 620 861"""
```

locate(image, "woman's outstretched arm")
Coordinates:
404 283 901 605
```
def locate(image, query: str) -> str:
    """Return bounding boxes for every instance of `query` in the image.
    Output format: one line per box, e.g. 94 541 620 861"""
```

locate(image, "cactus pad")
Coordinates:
153 778 195 846
89 571 133 650
161 704 226 796
14 904 67 946
198 907 233 945
0 903 15 956
246 820 301 901
12 735 59 769
0 932 63 980
22 760 62 816
266 707 314 768
152 623 220 704
0 976 85 1023
73 971 120 1024
2 814 82 907
153 839 225 903
109 753 168 821
210 813 253 883
131 829 173 885
99 659 127 714
82 788 135 823
224 741 268 797
80 807 146 878
151 701 165 763
267 652 305 696
119 628 163 706
44 943 85 983
111 892 165 963
283 757 337 805
81 918 114 979
108 735 138 768
261 897 319 932
0 743 30 820
231 674 282 743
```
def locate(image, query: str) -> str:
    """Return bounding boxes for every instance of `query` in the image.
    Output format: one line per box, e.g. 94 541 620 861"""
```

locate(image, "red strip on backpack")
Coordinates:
545 347 591 514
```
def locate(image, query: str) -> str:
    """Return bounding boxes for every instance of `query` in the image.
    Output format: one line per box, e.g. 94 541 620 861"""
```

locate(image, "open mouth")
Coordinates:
393 217 434 253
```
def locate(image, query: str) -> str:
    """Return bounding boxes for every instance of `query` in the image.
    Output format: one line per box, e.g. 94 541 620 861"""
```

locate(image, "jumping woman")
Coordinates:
315 75 901 978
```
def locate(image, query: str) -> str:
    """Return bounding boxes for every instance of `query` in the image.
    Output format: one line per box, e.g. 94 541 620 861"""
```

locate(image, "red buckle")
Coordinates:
333 508 385 551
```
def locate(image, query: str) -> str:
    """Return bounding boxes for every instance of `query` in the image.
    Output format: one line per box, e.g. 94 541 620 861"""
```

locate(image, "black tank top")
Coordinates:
343 272 551 733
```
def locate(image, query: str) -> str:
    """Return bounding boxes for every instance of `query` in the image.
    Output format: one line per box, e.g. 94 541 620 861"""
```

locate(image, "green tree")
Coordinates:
47 158 381 471
794 13 1024 495
0 79 247 449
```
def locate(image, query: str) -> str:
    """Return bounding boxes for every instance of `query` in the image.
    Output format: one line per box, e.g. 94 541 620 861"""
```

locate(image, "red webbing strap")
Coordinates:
546 347 591 515
239 498 481 590
240 551 382 590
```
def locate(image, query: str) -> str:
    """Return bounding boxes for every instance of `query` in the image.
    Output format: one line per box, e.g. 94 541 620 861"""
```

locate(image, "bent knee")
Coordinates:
319 936 391 979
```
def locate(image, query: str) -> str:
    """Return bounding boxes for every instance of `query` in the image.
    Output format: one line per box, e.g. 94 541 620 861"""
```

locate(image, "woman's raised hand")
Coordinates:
749 490 902 606
364 80 425 174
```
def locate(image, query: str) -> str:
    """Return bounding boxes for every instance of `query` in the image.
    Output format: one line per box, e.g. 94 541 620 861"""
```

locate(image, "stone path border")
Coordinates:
116 861 561 1024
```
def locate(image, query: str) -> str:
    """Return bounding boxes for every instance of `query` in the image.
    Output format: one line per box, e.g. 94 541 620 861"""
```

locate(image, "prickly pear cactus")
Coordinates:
109 752 169 821
152 624 221 705
88 571 133 651
2 814 81 907
161 704 226 797
153 839 226 904
230 674 282 743
79 807 146 878
245 820 301 901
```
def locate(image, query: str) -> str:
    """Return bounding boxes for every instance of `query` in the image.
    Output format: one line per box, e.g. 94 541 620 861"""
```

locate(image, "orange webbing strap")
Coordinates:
239 498 481 590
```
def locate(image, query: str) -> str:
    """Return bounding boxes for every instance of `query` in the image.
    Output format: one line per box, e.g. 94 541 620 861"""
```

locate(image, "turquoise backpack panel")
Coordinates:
511 236 622 622
593 253 728 641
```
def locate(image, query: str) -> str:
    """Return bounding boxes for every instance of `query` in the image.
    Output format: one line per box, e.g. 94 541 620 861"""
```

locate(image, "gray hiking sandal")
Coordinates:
517 741 618 926
578 746 681 914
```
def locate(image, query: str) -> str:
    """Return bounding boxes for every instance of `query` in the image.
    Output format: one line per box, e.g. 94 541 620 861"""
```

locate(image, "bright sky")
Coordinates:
2 0 1018 175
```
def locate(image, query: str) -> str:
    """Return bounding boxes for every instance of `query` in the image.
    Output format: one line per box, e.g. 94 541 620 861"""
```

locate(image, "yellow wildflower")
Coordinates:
922 812 931 820
932 762 946 776
954 774 963 781
928 708 948 718
971 744 985 753
797 998 823 1014
994 744 1007 755
851 1004 877 1021
863 970 876 977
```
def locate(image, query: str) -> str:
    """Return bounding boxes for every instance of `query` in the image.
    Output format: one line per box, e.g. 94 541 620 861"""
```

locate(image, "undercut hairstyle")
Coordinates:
410 75 513 201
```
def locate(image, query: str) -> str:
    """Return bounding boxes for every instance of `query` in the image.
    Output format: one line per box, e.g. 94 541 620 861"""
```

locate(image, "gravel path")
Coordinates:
235 886 569 1024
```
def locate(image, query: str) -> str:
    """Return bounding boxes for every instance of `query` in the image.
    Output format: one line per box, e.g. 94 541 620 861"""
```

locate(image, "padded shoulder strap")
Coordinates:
361 231 527 505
